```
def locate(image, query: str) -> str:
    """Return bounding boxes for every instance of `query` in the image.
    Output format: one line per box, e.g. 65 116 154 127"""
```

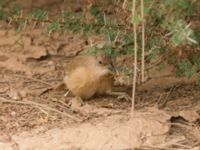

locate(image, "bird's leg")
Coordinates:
54 82 66 91
64 90 70 97
69 97 93 114
106 91 132 101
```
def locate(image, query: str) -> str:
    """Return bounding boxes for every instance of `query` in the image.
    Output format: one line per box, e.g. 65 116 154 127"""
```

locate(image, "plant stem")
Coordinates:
131 0 137 114
141 0 145 82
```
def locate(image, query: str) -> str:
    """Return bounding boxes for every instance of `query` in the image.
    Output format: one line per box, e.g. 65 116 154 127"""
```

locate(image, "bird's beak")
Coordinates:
108 64 116 74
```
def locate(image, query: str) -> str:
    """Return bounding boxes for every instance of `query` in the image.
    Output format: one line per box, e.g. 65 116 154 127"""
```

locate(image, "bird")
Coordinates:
63 54 131 106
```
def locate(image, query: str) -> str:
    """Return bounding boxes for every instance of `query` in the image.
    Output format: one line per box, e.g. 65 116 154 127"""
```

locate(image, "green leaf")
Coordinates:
32 9 48 20
13 4 21 16
89 5 100 16
185 66 197 79
83 24 93 35
177 59 197 79
87 44 99 55
196 77 200 85
132 15 143 24
0 9 8 20
48 20 60 34
159 63 166 70
171 32 184 46
16 20 25 32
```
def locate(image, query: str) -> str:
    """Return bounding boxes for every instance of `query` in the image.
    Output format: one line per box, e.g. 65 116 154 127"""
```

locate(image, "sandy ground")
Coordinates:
0 26 199 149
0 1 200 146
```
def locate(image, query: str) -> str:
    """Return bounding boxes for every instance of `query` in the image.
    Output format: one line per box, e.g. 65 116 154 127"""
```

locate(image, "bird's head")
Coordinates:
95 55 116 75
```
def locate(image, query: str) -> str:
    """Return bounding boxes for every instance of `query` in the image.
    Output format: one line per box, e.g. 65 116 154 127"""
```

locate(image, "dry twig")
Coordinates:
14 74 53 87
0 97 81 122
158 86 175 108
122 0 127 9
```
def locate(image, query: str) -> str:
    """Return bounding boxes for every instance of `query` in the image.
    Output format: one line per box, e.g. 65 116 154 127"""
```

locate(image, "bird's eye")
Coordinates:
98 61 102 64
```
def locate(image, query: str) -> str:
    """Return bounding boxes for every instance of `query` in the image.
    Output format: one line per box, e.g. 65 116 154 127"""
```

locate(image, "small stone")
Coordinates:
0 30 6 36
11 111 16 116
25 46 47 59
23 37 32 48
47 61 54 66
19 90 27 98
8 89 21 100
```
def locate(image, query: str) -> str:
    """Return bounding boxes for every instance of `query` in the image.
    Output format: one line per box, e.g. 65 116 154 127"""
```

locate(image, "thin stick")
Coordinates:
113 30 120 44
0 97 81 122
131 0 137 114
141 0 145 82
122 0 127 9
14 74 53 87
8 18 12 26
103 12 107 26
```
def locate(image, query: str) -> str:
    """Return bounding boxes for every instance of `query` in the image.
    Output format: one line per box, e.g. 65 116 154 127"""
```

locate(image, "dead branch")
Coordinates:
0 97 81 122
14 74 53 87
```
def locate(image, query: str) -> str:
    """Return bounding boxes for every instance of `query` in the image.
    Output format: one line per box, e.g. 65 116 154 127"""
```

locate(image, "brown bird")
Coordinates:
64 54 131 105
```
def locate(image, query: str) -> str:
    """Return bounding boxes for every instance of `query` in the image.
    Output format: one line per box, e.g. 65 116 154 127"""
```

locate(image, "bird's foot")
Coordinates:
69 97 93 115
117 93 132 101
106 91 132 101
69 97 84 112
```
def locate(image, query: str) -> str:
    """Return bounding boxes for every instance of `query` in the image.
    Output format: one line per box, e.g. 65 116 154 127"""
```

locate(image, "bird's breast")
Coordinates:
65 67 99 99
97 74 114 94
